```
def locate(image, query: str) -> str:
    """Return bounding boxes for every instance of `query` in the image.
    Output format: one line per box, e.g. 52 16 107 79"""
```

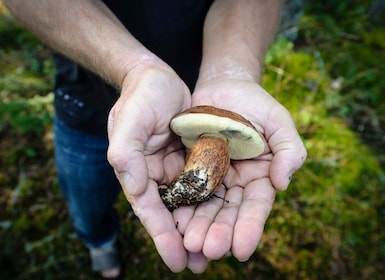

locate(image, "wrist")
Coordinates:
117 52 170 89
119 53 187 99
195 56 262 89
200 59 261 83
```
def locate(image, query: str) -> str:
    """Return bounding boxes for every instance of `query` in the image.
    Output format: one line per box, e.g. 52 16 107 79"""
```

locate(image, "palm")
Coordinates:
171 79 306 270
107 73 306 272
107 67 192 272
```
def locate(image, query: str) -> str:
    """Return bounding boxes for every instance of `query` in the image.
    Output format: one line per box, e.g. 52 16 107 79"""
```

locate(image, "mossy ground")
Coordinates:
1 1 384 279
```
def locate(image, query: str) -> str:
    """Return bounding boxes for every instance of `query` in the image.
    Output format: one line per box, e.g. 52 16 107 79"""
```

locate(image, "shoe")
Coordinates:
90 244 123 279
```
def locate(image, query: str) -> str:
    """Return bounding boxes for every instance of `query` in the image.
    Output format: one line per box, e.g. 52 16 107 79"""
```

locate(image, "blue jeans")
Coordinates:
54 118 121 249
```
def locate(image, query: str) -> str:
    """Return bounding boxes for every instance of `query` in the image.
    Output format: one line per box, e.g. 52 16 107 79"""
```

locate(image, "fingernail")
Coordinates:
121 172 139 196
283 172 293 190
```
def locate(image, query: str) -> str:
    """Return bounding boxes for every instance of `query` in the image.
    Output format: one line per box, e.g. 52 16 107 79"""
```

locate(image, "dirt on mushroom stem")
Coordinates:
159 136 230 211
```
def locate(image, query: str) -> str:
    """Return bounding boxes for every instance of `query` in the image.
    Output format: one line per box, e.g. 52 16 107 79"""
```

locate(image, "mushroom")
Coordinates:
159 105 265 211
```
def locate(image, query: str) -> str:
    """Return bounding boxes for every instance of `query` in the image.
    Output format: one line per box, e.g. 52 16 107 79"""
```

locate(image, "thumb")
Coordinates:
266 109 307 191
269 140 307 190
107 101 149 197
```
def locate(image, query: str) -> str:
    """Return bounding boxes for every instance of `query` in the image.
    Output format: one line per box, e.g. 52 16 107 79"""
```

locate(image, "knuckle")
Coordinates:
107 146 125 170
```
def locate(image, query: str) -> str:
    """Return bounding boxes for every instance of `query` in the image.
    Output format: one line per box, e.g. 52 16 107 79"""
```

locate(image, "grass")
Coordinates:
1 0 385 279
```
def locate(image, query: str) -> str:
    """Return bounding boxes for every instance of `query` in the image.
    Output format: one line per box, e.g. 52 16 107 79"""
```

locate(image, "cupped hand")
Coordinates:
107 63 191 272
173 78 307 269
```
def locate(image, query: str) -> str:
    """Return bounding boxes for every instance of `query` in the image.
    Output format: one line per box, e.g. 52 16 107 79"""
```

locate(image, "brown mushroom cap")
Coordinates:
170 106 265 160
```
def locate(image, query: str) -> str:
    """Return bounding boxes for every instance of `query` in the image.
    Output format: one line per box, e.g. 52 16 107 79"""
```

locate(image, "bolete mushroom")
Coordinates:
159 105 265 211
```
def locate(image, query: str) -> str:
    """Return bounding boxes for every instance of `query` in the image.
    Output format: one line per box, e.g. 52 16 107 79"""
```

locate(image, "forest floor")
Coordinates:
1 1 385 279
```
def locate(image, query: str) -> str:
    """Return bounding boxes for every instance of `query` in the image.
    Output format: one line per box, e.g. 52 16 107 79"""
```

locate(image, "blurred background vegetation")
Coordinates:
1 0 384 279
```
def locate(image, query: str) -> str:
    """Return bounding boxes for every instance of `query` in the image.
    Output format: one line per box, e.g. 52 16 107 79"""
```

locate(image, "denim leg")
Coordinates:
54 118 121 249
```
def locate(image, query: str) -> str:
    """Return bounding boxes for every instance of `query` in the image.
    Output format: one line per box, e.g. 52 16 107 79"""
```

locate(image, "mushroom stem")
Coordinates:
160 136 230 211
159 105 265 211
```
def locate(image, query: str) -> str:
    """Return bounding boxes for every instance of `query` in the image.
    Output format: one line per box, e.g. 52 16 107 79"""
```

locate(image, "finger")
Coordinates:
107 99 152 196
231 178 276 261
173 206 195 235
266 107 307 190
224 159 271 188
160 139 186 183
183 187 226 252
187 251 209 274
202 185 243 260
130 180 188 272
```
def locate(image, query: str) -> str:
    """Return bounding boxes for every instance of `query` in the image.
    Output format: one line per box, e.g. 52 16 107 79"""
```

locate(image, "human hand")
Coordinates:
107 63 192 272
173 78 307 271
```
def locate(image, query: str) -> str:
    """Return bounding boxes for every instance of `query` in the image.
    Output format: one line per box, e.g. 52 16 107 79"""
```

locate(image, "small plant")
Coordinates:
0 93 54 135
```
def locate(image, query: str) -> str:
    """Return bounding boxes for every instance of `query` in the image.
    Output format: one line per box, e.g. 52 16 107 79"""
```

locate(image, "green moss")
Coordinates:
1 1 385 279
0 93 54 135
259 28 385 278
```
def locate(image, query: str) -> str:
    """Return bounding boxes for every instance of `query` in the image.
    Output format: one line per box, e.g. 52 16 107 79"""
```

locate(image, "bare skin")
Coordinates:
4 0 307 273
